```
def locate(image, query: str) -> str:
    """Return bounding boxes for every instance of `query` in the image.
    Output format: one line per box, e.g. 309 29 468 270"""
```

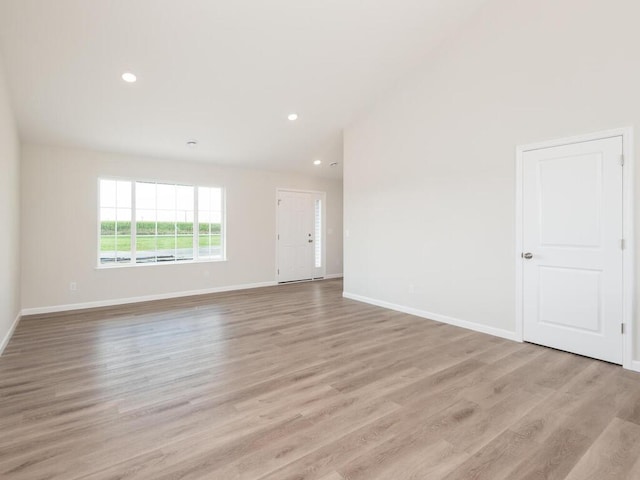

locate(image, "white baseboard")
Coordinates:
21 281 279 317
631 360 640 373
342 291 520 343
0 312 21 356
324 273 344 279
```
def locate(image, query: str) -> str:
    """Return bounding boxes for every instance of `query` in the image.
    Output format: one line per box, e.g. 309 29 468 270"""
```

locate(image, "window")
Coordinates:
198 187 224 259
135 182 195 263
99 180 132 264
99 179 225 266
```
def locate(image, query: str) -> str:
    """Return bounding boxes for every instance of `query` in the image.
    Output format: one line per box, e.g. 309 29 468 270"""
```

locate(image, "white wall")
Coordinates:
0 51 20 351
344 0 640 355
21 144 343 311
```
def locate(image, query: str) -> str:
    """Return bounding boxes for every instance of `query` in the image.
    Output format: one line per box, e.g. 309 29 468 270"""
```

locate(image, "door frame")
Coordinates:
515 127 635 370
275 188 327 283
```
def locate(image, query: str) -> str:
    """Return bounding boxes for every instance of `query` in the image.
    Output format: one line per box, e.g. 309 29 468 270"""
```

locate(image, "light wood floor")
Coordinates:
2 279 640 480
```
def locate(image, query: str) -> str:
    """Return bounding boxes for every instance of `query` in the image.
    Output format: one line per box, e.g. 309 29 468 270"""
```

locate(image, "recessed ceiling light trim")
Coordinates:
287 113 298 121
186 140 198 148
313 160 322 166
121 72 137 83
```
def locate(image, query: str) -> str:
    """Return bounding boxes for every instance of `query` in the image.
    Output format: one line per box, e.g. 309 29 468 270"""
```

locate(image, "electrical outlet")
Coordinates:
70 282 77 291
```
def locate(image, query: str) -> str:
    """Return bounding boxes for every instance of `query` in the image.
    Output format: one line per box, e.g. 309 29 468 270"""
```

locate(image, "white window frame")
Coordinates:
97 177 227 268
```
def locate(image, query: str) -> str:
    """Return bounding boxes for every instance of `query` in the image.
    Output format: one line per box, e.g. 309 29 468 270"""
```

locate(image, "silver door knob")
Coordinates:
308 239 313 243
522 252 533 259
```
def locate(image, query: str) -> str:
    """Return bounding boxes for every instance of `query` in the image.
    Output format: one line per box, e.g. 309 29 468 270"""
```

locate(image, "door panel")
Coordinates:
538 266 601 332
539 153 602 247
522 136 623 364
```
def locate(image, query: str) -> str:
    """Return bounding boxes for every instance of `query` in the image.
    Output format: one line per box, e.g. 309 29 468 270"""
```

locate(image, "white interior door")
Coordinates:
522 136 623 364
277 190 316 283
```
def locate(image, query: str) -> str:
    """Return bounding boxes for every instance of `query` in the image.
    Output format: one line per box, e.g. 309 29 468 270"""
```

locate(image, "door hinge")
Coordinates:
620 154 625 167
277 269 279 275
621 239 625 250
278 199 282 206
277 234 280 240
621 323 625 334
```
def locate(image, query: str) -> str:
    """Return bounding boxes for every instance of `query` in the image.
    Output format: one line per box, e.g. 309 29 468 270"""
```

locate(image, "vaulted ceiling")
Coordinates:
0 0 488 178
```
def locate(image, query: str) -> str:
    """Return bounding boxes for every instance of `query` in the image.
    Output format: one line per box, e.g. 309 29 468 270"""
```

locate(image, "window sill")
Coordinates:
95 258 228 270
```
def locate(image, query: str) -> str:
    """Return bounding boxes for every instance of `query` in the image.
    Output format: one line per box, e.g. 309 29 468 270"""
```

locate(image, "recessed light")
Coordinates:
330 162 338 167
186 140 198 148
288 113 298 121
313 160 322 166
122 72 137 83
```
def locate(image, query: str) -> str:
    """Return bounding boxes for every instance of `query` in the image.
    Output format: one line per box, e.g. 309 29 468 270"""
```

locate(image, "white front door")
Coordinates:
522 136 623 364
277 190 319 283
